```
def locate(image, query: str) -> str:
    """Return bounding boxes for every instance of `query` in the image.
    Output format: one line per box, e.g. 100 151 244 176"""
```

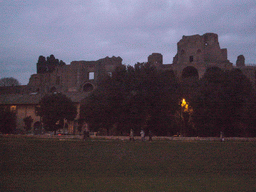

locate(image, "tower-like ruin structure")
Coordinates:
172 33 233 78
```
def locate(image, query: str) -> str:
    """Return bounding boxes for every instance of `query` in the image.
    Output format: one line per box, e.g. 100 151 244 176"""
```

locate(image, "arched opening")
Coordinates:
83 83 94 92
182 66 199 79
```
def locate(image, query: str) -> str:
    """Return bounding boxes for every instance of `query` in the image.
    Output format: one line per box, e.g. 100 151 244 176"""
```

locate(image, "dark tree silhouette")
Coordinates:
242 93 256 136
191 67 252 136
0 77 20 86
80 63 179 136
0 106 16 134
36 93 77 134
23 116 33 132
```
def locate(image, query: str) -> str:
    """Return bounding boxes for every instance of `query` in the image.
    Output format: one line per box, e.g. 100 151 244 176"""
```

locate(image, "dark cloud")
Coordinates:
0 0 255 84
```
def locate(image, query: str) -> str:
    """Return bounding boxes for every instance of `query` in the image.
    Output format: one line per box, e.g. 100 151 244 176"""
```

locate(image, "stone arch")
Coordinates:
83 83 94 92
182 66 199 79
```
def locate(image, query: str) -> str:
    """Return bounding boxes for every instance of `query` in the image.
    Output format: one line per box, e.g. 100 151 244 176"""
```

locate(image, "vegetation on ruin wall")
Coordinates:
81 63 256 137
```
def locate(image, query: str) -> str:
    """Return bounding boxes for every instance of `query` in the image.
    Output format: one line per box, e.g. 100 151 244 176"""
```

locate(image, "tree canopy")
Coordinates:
36 93 77 134
191 67 253 136
80 63 179 136
0 77 20 86
0 106 16 134
81 65 256 137
23 116 33 132
242 93 256 136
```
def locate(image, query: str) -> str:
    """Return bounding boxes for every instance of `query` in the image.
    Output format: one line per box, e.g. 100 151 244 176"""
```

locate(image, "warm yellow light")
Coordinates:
181 99 186 107
181 99 189 112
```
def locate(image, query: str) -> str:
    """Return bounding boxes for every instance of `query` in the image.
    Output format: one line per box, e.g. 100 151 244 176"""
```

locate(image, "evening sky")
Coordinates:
1 0 255 84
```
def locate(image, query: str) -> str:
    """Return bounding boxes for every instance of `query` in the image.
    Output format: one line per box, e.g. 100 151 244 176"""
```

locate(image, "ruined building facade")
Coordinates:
0 56 122 133
147 33 256 84
1 32 256 133
29 56 122 94
148 33 233 78
172 33 233 78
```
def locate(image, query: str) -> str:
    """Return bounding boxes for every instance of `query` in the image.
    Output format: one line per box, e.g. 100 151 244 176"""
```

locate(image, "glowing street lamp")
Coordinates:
181 98 189 112
179 98 193 136
181 98 193 113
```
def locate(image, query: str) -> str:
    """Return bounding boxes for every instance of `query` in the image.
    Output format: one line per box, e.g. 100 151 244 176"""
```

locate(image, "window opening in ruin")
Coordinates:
83 83 94 92
181 50 185 55
89 72 94 80
205 42 208 46
189 56 194 62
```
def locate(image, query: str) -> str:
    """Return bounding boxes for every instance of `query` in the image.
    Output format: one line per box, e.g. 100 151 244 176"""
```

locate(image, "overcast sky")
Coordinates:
1 0 255 85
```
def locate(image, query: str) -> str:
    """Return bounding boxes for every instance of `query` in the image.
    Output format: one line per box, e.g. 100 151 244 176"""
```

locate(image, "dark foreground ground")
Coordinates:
1 135 256 191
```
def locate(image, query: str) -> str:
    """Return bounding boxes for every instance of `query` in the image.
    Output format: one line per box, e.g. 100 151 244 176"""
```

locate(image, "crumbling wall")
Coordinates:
148 53 163 66
28 56 122 93
172 33 233 79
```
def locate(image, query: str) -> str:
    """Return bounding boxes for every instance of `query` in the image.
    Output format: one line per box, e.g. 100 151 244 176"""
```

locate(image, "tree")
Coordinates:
177 66 200 136
23 116 33 133
0 106 17 134
36 93 77 134
191 67 252 136
0 77 20 86
241 93 256 137
80 63 179 136
128 63 179 136
80 65 129 135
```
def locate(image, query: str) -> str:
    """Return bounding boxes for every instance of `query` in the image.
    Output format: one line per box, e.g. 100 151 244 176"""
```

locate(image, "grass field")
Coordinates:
1 136 256 191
